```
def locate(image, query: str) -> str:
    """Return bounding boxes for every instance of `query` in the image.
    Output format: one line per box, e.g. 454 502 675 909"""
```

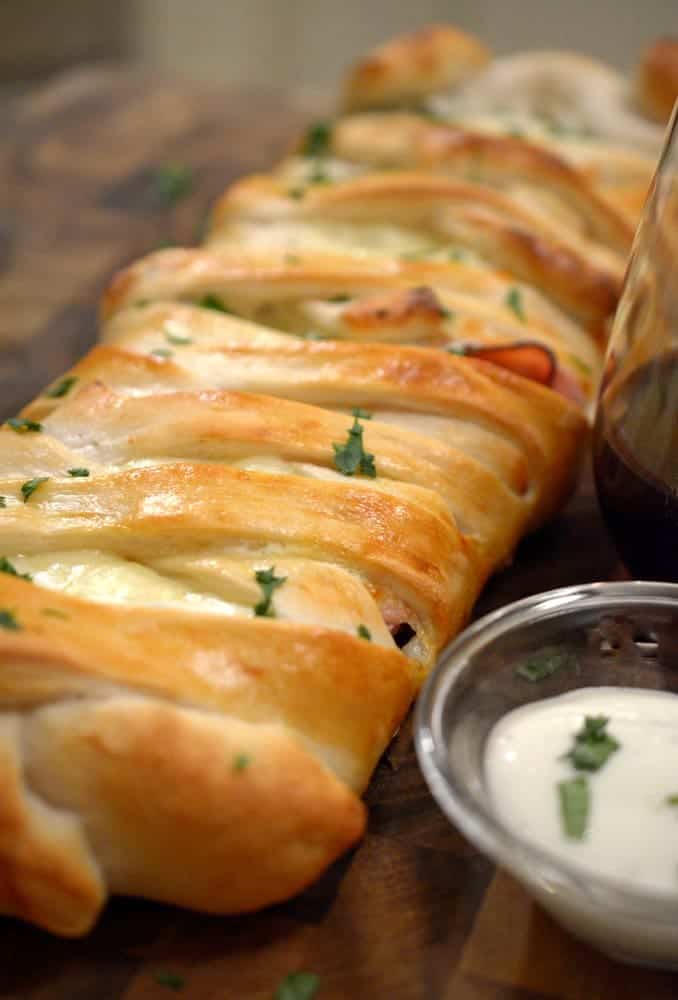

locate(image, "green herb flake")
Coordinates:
666 795 678 806
303 330 325 341
0 498 6 508
154 971 185 991
446 343 468 356
351 407 372 420
309 163 331 185
165 331 193 346
153 163 193 206
440 307 456 321
558 776 589 840
254 566 287 618
6 418 43 434
569 354 593 377
275 971 320 1000
21 477 49 503
564 715 620 772
327 294 351 303
41 607 69 620
332 416 376 478
516 646 576 683
0 610 20 631
150 348 174 359
0 557 32 582
233 753 251 772
198 293 231 314
505 287 526 322
45 376 77 399
288 187 306 200
67 468 90 478
302 121 332 158
357 624 372 641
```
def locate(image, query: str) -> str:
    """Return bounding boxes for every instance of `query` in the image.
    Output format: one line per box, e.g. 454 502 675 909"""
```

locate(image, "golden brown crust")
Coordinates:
0 459 473 666
99 249 601 399
326 113 634 253
341 25 491 112
635 38 678 122
207 172 622 329
0 578 381 932
53 301 586 526
33 382 527 571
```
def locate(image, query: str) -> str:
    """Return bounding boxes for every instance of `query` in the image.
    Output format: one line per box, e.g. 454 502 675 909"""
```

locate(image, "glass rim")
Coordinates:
415 580 678 920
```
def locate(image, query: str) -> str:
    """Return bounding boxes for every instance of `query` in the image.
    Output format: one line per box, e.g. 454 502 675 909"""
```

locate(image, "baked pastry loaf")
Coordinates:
6 21 659 936
635 38 678 123
340 25 671 225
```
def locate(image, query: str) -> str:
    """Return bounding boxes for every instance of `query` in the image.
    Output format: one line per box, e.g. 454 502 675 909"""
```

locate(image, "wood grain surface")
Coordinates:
1 65 677 1000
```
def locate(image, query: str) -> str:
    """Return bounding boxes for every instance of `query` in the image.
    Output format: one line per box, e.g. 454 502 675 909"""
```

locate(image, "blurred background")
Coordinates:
0 0 676 97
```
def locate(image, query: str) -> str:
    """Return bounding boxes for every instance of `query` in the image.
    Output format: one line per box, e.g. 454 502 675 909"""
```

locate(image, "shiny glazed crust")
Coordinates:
341 25 491 111
0 21 620 937
635 38 678 122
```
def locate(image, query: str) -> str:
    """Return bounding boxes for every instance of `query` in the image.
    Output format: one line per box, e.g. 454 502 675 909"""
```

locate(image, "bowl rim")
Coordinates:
414 579 678 918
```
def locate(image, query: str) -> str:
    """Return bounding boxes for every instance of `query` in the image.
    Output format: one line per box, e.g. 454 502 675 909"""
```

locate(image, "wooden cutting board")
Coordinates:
1 65 677 1000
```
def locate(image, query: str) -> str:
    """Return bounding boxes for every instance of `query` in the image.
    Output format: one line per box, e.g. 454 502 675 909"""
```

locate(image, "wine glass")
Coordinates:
593 104 678 582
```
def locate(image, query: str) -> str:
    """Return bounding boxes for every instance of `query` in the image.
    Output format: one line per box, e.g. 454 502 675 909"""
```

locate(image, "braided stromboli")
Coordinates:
2 24 675 936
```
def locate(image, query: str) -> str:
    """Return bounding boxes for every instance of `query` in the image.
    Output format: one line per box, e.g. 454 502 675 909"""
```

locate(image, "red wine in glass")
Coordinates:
594 352 678 581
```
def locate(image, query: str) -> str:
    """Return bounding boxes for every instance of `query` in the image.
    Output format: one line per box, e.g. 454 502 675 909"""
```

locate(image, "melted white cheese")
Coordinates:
10 550 244 615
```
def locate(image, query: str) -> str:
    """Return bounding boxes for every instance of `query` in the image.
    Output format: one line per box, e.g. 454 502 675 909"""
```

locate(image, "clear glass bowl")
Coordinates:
415 581 678 968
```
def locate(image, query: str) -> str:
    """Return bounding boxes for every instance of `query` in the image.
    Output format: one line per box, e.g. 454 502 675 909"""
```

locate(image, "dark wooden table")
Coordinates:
2 65 677 1000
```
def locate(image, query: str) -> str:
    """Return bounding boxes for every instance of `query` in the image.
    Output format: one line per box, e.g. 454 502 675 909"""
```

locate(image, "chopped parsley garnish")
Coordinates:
564 715 620 772
41 607 69 620
0 609 20 631
199 293 231 314
288 187 306 200
165 330 193 345
67 468 90 478
448 247 468 262
327 294 351 303
357 624 372 641
516 646 576 683
0 497 6 508
151 348 173 359
440 307 456 321
446 343 468 356
45 376 77 399
154 971 185 991
6 418 42 433
351 407 372 420
275 971 320 1000
558 776 589 840
505 287 526 322
332 416 376 477
569 354 592 377
0 557 32 582
254 566 287 618
21 477 49 503
153 163 193 206
666 795 678 806
233 753 251 772
309 162 331 185
301 121 332 158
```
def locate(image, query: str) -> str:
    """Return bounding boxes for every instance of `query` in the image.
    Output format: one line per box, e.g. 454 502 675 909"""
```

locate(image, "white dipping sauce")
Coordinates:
484 687 678 964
